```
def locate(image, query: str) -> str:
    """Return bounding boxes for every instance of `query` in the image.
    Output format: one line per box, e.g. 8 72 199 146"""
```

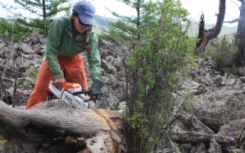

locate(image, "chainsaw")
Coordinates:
48 80 122 143
48 80 102 108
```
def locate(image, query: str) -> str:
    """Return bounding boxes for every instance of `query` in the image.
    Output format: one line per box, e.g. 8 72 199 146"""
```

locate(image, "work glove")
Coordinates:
88 79 103 94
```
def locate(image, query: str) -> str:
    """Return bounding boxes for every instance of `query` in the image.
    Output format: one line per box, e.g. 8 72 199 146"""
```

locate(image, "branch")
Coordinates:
223 18 243 23
230 0 240 9
194 0 226 54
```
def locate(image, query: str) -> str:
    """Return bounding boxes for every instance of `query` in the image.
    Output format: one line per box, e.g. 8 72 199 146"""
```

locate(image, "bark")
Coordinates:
194 0 226 55
235 1 245 66
0 99 125 153
43 0 47 38
196 14 205 49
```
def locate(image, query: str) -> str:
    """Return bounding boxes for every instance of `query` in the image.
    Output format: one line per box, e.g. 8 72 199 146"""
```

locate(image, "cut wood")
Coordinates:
0 99 125 153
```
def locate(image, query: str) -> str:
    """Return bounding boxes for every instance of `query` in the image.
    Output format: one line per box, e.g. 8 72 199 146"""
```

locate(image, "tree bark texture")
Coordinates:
236 1 245 66
0 99 125 153
194 0 226 55
43 0 47 38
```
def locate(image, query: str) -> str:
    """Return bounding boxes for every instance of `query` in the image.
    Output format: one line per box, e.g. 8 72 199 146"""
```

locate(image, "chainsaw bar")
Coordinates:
73 90 102 102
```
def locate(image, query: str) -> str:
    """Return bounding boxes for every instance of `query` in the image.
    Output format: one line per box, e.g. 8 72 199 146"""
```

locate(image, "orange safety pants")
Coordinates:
25 54 88 110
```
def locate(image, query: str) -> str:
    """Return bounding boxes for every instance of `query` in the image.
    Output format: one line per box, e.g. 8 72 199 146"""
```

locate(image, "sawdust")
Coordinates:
93 109 122 153
96 109 119 131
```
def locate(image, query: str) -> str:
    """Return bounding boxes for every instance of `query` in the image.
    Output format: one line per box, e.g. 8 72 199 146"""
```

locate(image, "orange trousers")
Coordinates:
25 54 88 110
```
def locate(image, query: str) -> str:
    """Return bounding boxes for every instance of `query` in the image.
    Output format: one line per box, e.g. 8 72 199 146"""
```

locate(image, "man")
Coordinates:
25 0 103 109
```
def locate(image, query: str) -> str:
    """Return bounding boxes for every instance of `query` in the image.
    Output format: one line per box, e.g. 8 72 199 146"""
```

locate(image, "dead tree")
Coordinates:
0 99 125 153
223 0 245 66
194 0 226 55
236 1 245 66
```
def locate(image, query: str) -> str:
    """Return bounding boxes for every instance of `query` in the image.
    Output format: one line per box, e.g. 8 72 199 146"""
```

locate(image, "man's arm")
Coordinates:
87 32 102 81
45 18 64 79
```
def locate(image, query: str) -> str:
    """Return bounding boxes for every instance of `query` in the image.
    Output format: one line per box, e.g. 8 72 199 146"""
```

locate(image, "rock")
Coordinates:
238 67 245 76
117 101 126 110
113 57 123 71
194 58 202 65
180 143 191 152
188 90 245 131
101 60 116 74
195 143 206 153
209 139 222 153
240 76 245 83
16 43 35 54
218 119 245 147
176 113 214 134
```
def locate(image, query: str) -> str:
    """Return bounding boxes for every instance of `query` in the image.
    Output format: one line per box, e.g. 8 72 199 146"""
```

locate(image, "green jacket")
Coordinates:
45 17 101 81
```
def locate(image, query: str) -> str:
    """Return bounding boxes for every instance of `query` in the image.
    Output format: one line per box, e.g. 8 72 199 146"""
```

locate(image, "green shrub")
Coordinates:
205 38 238 75
124 0 197 151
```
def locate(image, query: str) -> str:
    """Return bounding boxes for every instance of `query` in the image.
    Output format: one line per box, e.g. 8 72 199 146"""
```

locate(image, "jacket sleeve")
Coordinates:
45 19 64 79
87 32 102 81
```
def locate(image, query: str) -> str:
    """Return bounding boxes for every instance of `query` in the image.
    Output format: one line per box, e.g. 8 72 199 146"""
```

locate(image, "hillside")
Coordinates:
93 16 238 38
93 15 118 34
187 22 237 38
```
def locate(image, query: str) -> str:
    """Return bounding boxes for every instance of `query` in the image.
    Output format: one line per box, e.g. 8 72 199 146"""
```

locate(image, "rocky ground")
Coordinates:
1 35 245 152
0 37 127 110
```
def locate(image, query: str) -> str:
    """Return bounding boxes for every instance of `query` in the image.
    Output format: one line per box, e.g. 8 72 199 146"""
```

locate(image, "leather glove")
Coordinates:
88 79 103 94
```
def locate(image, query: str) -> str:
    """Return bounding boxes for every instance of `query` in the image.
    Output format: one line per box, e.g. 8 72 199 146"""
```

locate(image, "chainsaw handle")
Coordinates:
48 80 64 98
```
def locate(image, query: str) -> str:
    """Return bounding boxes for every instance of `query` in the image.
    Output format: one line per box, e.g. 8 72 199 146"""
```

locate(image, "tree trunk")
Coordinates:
196 14 205 49
136 6 140 41
235 1 245 66
43 0 47 38
0 99 125 153
194 0 226 55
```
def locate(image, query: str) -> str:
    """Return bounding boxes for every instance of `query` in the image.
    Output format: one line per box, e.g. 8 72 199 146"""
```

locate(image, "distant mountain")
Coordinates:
93 16 238 39
187 22 237 38
93 15 118 34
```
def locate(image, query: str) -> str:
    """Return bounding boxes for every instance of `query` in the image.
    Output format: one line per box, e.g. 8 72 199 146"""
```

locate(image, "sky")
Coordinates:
0 0 241 27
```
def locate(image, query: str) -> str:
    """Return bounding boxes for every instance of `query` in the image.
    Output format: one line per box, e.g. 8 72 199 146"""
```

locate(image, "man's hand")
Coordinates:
88 79 103 95
55 77 66 87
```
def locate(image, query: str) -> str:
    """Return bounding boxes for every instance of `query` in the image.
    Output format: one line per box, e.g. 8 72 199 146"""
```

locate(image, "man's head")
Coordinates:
72 0 95 33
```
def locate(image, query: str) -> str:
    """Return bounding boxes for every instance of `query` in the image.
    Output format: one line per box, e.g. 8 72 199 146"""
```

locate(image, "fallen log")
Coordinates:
0 99 125 153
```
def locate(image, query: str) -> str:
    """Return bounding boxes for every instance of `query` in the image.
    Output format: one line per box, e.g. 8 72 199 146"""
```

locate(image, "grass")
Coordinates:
0 135 5 149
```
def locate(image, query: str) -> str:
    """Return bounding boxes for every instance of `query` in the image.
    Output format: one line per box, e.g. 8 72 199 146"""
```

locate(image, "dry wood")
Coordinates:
194 0 226 55
0 99 125 153
235 0 245 66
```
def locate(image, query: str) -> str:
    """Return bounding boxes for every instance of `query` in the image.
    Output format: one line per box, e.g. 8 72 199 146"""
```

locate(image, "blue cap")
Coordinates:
73 0 96 26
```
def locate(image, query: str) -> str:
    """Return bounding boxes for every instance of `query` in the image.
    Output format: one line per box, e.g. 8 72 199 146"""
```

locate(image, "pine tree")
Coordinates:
0 17 31 42
14 0 69 37
99 0 147 43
